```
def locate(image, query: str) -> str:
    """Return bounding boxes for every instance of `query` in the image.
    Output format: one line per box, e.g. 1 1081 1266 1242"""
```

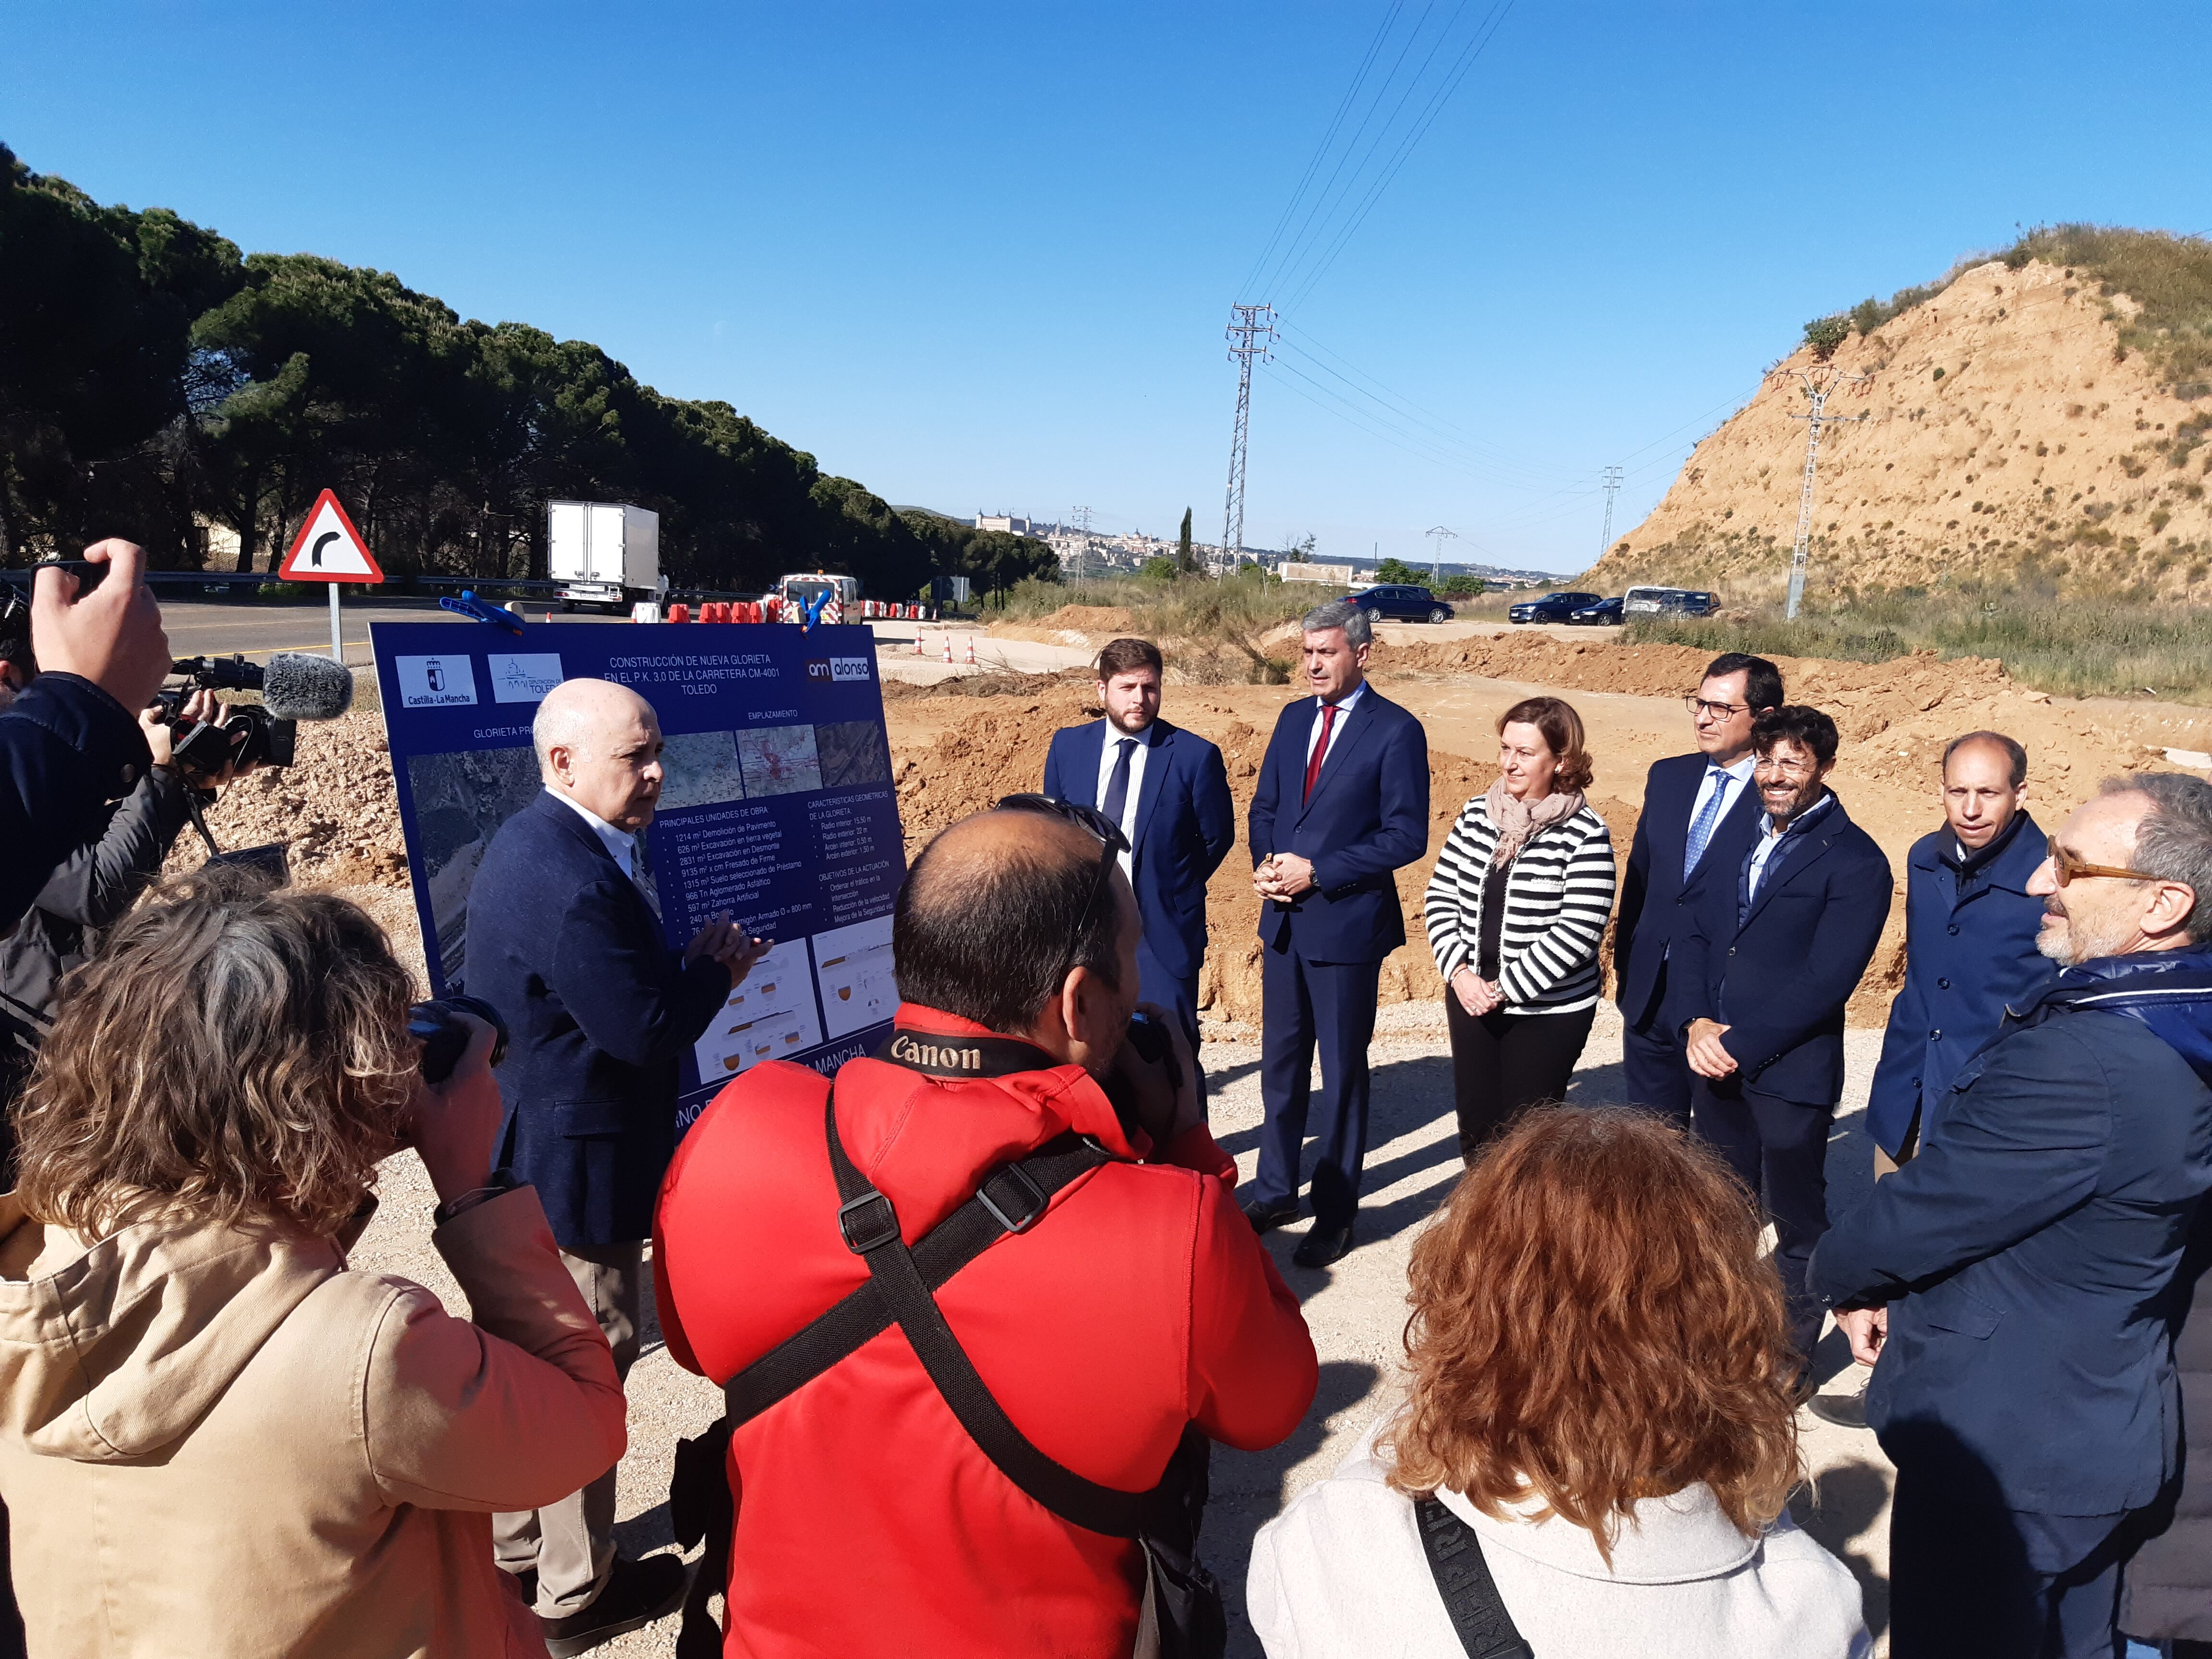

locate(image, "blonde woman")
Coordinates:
1423 696 1616 1160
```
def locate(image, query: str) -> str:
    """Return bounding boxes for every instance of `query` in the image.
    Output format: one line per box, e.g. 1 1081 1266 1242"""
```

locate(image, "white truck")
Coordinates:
775 571 861 619
550 501 661 613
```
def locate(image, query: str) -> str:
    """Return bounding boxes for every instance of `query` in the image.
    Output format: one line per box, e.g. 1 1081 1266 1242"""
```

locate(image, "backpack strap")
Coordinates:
1413 1497 1536 1659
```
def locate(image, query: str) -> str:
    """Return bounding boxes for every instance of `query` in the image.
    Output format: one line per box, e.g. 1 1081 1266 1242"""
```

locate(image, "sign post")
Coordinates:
277 490 386 661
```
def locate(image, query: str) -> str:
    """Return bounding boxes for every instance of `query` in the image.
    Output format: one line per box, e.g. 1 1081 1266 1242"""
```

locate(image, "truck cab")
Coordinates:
775 572 861 620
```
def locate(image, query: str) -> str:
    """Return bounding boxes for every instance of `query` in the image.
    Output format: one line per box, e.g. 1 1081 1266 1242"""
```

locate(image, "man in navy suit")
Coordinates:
1243 599 1430 1269
468 676 766 1649
1676 704 1892 1369
1613 652 1782 1127
1811 774 2212 1658
1041 636 1236 1056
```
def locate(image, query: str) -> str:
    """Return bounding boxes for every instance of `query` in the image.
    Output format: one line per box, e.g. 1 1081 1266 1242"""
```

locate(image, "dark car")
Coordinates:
1354 584 1455 624
1623 585 1721 619
1566 596 1623 625
1507 590 1601 624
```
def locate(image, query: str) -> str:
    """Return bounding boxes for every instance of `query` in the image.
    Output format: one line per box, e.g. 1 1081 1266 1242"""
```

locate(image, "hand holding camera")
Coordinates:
399 997 509 1209
31 540 169 713
1108 1004 1204 1153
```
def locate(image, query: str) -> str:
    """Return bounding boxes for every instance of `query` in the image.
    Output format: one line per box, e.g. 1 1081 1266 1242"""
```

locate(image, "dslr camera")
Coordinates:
408 995 511 1084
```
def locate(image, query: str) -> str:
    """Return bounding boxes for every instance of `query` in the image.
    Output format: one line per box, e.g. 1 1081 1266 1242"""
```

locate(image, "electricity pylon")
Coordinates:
1780 368 1870 619
1220 304 1277 576
1597 465 1623 563
1425 525 1459 581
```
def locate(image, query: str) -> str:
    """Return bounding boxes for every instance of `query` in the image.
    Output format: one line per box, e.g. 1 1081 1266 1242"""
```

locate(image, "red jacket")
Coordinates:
654 1004 1319 1657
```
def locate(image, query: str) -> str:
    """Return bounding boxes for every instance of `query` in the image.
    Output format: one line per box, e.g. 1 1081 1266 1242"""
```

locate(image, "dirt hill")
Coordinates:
1589 249 2212 602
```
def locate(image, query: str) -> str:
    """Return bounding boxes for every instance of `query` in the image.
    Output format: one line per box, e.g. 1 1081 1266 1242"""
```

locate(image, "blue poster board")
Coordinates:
370 620 905 1130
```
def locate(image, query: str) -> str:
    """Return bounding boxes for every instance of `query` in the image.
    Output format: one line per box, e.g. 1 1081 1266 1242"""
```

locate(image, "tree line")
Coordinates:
0 145 1059 598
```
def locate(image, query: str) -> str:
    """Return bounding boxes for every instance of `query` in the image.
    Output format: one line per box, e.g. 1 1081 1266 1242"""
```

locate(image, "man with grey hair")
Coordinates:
468 676 766 1652
1811 771 2212 1659
1244 596 1430 1267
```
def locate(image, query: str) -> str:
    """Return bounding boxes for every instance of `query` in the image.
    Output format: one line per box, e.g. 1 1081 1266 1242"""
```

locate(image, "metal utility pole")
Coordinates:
1780 368 1871 619
1597 466 1623 563
1220 304 1277 577
1424 525 1458 582
1071 505 1094 583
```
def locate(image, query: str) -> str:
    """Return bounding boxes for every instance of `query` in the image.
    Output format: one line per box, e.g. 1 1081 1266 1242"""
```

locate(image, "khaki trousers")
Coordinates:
494 1240 644 1617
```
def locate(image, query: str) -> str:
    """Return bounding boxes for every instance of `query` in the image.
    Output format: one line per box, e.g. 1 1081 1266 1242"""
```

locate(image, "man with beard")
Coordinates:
1042 637 1235 1059
1811 774 2212 1659
1676 704 1892 1370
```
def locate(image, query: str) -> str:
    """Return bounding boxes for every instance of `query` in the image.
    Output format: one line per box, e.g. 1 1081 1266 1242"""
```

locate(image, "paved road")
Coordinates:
158 595 576 667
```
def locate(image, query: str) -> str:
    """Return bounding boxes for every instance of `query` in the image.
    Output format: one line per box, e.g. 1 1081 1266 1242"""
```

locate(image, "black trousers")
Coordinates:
1691 1073 1833 1368
1444 998 1596 1163
1619 960 1694 1130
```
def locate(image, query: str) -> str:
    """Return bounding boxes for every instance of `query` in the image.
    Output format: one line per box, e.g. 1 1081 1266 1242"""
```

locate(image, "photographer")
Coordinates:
0 619 246 1149
0 541 170 934
0 875 627 1656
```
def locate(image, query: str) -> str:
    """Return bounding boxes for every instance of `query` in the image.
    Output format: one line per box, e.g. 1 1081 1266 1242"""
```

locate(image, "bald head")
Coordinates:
894 806 1138 1042
1940 730 2029 851
533 677 665 830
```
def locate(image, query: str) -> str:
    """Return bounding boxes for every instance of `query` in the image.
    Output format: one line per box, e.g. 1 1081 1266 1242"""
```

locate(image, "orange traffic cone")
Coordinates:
914 630 926 655
942 637 953 663
965 637 976 665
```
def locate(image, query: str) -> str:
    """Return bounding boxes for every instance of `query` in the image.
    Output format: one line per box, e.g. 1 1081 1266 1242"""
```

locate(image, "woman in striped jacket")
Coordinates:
1423 696 1617 1161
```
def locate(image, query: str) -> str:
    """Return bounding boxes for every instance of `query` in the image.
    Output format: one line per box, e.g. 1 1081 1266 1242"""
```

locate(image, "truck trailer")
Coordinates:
550 501 661 612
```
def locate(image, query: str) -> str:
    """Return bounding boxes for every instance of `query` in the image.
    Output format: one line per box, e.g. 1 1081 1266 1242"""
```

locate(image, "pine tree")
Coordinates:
1177 507 1194 575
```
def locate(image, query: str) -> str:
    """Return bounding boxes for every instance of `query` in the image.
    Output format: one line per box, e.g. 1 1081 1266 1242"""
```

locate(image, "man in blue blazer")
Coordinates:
1243 599 1430 1268
1810 774 2212 1658
1613 652 1781 1127
468 676 764 1647
1677 704 1891 1368
1040 636 1235 1056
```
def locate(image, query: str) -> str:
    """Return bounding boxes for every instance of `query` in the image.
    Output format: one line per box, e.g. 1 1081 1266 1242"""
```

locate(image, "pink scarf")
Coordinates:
1484 778 1584 865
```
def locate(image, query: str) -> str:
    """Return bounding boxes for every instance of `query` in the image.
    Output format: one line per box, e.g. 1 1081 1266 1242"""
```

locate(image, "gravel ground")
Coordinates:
350 1002 1897 1656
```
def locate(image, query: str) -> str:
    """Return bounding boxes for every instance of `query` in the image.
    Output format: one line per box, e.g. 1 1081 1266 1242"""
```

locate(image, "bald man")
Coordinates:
468 677 765 1649
654 802 1316 1657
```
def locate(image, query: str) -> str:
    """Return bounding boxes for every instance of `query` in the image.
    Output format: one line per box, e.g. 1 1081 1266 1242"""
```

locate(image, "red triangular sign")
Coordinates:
278 490 385 583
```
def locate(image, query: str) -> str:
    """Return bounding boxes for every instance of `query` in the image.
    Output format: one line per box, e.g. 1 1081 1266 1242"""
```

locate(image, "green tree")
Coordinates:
1803 314 1851 361
1374 556 1423 584
1176 507 1194 574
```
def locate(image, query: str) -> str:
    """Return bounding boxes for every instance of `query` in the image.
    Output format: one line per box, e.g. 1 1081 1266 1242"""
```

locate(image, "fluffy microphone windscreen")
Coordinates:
261 653 355 721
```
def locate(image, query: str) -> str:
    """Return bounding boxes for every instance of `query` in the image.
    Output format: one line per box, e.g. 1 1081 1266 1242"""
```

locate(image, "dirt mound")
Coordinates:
177 711 410 888
1588 258 2212 600
988 605 1137 649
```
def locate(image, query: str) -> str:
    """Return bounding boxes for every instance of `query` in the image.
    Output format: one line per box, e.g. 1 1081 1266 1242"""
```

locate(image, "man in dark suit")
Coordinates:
1676 704 1892 1369
1812 730 2050 1430
468 676 765 1651
1243 598 1429 1269
1041 636 1236 1056
1811 774 2212 1658
1613 651 1781 1128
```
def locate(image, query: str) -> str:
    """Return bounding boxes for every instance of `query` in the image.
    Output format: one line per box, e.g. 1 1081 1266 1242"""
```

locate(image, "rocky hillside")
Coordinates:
1589 240 2212 603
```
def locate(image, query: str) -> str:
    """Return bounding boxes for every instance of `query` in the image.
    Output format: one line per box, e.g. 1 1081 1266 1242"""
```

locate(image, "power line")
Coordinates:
1425 524 1459 580
1597 465 1623 562
1779 365 1870 619
1220 305 1277 576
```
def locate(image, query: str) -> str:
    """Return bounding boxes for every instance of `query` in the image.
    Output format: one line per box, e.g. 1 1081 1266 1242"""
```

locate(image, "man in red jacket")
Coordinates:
656 801 1319 1657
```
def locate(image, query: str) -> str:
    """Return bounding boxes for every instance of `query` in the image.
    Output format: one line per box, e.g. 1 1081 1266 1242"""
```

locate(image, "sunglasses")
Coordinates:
2045 834 2161 888
996 794 1130 969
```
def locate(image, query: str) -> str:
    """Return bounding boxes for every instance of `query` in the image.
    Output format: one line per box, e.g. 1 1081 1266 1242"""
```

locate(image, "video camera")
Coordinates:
158 653 355 777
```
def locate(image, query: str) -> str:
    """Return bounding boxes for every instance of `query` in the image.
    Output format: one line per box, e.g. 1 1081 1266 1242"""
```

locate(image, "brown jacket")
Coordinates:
0 1185 626 1657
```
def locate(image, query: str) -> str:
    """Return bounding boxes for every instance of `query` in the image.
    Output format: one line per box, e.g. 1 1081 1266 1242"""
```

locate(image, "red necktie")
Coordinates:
1303 703 1338 803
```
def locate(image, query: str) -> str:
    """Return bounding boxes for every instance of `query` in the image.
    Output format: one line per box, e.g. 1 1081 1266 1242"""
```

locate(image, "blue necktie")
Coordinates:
1683 767 1731 881
1101 737 1138 832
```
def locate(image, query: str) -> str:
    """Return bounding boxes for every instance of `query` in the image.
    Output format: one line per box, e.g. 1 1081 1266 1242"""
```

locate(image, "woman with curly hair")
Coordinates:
0 876 628 1657
1248 1107 1868 1657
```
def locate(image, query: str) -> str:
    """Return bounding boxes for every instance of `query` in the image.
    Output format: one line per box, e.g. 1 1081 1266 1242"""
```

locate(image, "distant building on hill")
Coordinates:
975 513 1032 535
1281 561 1357 585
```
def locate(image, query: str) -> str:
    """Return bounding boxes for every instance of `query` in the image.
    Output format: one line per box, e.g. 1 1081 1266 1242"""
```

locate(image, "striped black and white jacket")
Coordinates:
1423 794 1618 1016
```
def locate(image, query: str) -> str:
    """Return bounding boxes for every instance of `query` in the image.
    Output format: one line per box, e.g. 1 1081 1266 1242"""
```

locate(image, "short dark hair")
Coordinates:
892 813 1125 1034
1096 637 1164 680
1705 652 1783 712
1943 731 2028 788
1752 704 1839 767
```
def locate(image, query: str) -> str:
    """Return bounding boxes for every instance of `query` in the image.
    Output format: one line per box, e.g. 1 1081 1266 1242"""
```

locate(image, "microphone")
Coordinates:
261 653 355 721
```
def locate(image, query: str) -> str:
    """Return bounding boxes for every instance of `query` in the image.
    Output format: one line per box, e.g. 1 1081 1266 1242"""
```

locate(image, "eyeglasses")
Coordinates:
2045 834 2161 889
1752 756 1819 781
1685 696 1749 719
996 793 1129 974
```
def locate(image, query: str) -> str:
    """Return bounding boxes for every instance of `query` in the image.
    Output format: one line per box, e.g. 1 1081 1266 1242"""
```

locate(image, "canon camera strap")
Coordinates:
875 1024 1059 1079
1414 1497 1537 1659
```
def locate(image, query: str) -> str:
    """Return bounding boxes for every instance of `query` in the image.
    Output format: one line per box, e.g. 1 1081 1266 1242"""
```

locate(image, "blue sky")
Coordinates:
7 2 2209 574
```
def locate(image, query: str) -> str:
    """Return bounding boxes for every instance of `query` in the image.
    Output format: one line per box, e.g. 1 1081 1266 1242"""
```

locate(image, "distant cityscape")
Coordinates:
970 512 1569 589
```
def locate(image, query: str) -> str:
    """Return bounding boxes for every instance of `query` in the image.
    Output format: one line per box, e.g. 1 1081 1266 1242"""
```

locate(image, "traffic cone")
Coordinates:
965 637 976 665
914 629 926 655
942 637 953 663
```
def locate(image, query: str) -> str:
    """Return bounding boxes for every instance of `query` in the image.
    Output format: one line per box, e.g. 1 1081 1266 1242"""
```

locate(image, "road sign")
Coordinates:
278 491 385 583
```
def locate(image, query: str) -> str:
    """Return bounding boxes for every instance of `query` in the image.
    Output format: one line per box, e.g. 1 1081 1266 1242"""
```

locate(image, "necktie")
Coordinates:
1683 767 1731 881
1101 736 1138 831
626 837 663 920
1303 703 1339 804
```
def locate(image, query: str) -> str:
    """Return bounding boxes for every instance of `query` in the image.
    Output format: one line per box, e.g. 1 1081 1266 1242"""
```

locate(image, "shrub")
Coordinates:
1803 315 1851 359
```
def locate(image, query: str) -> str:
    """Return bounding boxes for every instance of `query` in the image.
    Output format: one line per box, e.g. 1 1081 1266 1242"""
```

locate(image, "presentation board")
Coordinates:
370 619 905 1130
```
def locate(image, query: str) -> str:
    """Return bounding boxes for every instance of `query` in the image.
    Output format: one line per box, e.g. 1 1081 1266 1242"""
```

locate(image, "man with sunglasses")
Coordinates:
1614 652 1782 1129
1811 774 2212 1659
653 799 1317 1659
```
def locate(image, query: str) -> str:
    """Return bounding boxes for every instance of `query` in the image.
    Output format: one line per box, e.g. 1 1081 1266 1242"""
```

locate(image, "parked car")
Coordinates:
1566 596 1624 625
1507 590 1601 624
1354 584 1455 624
1622 585 1720 618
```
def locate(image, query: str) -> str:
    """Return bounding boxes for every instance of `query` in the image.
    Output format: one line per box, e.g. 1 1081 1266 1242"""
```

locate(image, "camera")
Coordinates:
159 656 297 777
408 995 511 1084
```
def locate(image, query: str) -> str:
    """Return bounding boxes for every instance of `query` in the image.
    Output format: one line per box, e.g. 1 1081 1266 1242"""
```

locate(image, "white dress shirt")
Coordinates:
1304 679 1370 769
1685 753 1756 837
1094 720 1150 878
549 788 639 879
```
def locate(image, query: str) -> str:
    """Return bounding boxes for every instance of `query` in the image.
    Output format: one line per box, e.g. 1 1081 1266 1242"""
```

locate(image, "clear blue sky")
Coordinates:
7 2 2208 574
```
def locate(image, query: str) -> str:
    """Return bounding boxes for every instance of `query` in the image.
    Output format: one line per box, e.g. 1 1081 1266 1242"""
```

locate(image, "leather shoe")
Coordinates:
541 1553 689 1657
1807 1388 1870 1431
1241 1198 1301 1234
1292 1222 1355 1268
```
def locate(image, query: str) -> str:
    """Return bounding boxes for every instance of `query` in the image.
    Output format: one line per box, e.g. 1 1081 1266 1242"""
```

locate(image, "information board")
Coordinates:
370 619 905 1130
